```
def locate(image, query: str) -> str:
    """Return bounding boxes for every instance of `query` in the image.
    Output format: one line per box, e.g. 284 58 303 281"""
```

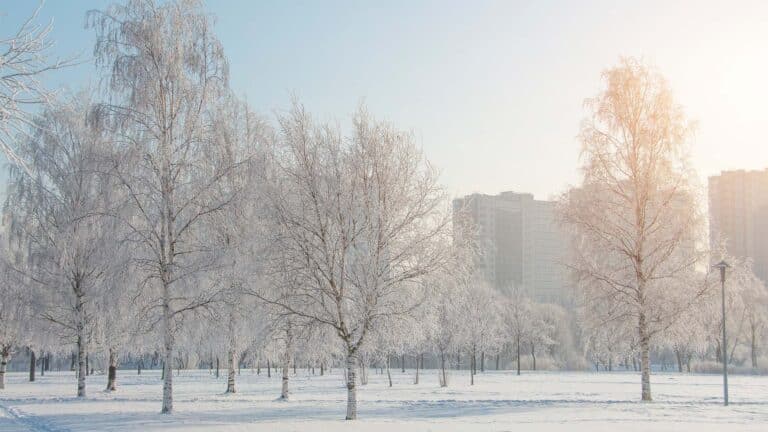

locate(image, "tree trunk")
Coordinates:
106 348 118 391
359 360 368 385
496 354 500 370
414 353 420 384
77 329 87 397
161 298 174 414
215 357 219 378
29 349 36 382
751 326 758 369
481 351 485 373
470 348 475 385
0 349 9 390
439 352 447 387
267 360 271 378
401 354 405 373
320 363 324 376
386 356 392 387
226 307 237 393
345 351 358 420
40 352 45 377
280 362 289 399
675 348 683 373
226 352 236 393
70 352 76 371
516 334 521 376
715 341 721 366
531 343 537 371
639 312 652 401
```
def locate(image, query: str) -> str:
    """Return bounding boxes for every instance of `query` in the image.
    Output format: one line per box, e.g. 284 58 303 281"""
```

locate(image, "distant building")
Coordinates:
452 191 570 304
708 168 768 284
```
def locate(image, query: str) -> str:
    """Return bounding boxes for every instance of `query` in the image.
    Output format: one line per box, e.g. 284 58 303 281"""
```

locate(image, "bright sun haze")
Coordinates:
1 0 766 198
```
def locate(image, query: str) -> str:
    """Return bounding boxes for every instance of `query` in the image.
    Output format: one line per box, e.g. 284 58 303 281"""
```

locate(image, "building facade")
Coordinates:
708 168 768 284
452 191 570 304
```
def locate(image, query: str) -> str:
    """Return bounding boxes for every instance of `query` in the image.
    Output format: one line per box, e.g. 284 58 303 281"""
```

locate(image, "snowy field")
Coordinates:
1 369 767 431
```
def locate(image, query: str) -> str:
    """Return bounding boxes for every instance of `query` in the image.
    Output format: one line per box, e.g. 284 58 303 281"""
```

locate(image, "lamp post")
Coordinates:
712 260 730 406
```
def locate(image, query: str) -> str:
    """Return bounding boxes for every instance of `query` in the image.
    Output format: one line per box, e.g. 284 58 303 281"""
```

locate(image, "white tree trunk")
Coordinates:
226 309 237 393
280 363 289 400
161 297 174 414
639 312 652 401
0 349 9 390
226 348 236 393
345 352 358 420
77 330 87 397
106 348 118 391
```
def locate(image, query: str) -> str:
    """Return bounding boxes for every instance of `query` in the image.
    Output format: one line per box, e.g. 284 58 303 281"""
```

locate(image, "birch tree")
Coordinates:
503 284 533 376
88 0 238 413
88 0 239 413
558 57 707 401
0 234 33 389
260 103 454 420
427 278 463 387
0 2 76 171
462 277 503 384
4 94 117 397
206 96 267 394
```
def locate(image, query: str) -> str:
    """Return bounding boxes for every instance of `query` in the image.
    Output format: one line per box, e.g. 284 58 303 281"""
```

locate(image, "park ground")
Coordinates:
1 368 767 431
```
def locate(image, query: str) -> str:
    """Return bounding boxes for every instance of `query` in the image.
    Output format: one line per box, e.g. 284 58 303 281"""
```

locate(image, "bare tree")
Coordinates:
503 284 533 376
558 57 707 401
462 277 503 384
88 0 241 414
259 103 454 420
4 94 117 397
0 2 77 171
0 237 34 390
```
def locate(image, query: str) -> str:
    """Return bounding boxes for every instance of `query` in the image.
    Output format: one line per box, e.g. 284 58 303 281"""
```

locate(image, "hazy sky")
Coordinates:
2 0 767 200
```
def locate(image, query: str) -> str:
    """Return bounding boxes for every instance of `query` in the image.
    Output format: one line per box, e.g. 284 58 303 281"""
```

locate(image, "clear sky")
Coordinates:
2 0 767 200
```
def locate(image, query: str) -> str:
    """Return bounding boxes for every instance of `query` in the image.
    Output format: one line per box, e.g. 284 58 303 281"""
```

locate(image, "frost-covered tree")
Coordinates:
426 276 464 387
462 277 503 384
702 254 768 368
558 58 707 401
205 95 267 394
260 103 454 420
503 284 533 376
0 234 34 389
526 302 557 371
5 94 117 397
662 296 708 372
92 247 137 392
88 0 243 413
0 3 76 171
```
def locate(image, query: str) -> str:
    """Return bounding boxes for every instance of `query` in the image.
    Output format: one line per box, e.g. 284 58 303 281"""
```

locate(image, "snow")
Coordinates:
0 369 766 431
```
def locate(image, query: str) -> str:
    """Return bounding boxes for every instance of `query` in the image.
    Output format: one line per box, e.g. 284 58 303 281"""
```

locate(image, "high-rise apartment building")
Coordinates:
452 191 570 304
708 169 768 284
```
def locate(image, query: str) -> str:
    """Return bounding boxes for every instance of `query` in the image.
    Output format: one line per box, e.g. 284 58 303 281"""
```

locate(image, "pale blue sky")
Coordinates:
2 0 767 199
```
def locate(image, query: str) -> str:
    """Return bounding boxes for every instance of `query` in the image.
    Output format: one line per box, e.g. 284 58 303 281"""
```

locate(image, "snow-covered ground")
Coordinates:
0 368 766 431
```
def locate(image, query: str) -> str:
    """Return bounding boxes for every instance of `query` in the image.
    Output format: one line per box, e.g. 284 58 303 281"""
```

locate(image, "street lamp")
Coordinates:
712 260 730 406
